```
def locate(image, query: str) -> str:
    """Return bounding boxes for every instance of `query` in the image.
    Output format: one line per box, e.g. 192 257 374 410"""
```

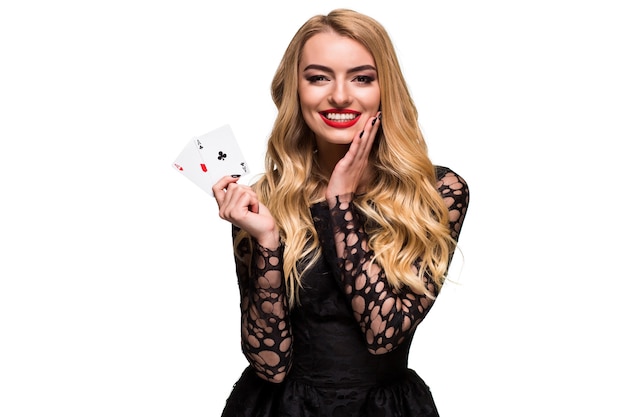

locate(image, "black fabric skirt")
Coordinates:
221 366 439 417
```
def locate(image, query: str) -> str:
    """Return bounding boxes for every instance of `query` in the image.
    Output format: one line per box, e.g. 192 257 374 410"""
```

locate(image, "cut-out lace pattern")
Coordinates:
233 235 292 382
232 166 469 380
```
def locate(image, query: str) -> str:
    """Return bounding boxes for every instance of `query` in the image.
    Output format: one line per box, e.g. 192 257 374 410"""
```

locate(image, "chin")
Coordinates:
321 130 356 145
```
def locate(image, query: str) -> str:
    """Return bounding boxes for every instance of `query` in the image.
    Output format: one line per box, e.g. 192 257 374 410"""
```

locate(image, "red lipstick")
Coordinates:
319 109 361 128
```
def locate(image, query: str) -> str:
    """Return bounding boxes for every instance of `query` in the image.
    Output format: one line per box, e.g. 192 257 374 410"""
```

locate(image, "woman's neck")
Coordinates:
315 142 349 178
314 142 374 196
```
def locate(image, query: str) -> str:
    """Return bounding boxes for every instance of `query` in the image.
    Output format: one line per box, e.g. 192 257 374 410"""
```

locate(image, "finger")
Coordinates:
361 112 381 155
212 175 241 206
222 187 260 227
233 188 259 217
221 186 247 219
220 182 258 221
218 182 237 217
248 194 260 214
351 113 380 161
220 181 247 217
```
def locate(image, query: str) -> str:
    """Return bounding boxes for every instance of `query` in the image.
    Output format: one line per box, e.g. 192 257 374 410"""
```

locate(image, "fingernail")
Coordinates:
359 130 364 138
378 112 382 120
231 174 241 178
371 117 377 126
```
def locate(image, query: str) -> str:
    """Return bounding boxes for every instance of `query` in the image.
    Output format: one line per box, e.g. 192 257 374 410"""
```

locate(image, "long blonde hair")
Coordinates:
240 9 455 307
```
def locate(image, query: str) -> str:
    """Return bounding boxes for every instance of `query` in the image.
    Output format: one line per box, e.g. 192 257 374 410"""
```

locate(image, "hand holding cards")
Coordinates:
172 124 249 196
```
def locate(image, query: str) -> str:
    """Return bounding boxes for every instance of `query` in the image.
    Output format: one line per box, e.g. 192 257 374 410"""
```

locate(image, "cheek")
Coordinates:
300 107 313 126
298 89 323 127
299 97 313 112
298 99 317 128
298 86 319 110
364 89 381 110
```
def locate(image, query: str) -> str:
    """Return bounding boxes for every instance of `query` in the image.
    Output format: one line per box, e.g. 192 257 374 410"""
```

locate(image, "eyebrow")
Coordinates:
302 64 377 73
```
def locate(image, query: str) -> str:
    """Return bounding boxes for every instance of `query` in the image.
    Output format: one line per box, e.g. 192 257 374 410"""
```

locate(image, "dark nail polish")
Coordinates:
378 113 382 120
231 174 241 178
371 117 377 126
359 130 364 138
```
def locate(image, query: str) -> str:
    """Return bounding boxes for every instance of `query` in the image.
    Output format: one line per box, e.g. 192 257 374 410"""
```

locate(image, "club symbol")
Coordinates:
218 151 227 160
196 140 203 150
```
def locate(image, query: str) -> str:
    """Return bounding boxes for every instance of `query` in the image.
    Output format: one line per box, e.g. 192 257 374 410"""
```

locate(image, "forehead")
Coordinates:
299 32 375 70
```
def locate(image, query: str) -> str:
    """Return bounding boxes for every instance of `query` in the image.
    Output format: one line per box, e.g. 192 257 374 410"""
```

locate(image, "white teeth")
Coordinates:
326 112 357 121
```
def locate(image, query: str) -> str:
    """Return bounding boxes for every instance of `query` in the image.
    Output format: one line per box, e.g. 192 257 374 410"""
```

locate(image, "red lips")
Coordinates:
319 110 361 128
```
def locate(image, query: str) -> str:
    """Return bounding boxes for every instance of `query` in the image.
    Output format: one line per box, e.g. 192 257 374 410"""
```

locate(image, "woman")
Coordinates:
212 9 469 417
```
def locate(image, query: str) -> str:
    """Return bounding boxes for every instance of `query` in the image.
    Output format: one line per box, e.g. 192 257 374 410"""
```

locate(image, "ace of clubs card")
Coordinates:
172 124 249 196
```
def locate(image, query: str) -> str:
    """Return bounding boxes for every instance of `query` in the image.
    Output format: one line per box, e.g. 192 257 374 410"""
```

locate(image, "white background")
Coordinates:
1 1 624 416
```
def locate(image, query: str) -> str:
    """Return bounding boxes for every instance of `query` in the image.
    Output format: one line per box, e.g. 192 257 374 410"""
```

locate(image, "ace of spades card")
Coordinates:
172 124 249 196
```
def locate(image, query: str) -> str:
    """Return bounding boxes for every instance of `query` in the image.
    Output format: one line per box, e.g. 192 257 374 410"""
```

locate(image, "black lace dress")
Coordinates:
221 166 469 417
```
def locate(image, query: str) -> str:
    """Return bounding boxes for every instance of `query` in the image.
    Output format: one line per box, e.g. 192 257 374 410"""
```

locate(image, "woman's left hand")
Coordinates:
326 112 381 200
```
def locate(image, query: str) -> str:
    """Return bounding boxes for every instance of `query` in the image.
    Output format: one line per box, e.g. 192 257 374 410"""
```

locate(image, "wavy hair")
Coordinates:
239 9 455 307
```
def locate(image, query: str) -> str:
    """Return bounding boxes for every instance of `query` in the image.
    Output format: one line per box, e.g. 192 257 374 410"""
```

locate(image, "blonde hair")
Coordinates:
240 9 455 307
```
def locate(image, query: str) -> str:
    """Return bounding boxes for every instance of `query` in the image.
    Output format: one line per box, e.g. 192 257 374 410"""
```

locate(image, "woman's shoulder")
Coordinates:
434 165 460 180
434 165 467 185
433 165 470 201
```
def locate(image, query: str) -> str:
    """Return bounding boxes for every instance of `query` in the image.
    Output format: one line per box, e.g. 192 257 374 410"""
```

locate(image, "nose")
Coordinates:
329 81 351 107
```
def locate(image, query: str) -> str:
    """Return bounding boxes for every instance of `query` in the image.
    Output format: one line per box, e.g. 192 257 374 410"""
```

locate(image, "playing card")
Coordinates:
172 124 249 196
194 124 249 185
172 135 214 194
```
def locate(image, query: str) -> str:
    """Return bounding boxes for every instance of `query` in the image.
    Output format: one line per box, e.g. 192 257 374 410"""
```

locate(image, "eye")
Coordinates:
306 75 329 84
353 75 374 84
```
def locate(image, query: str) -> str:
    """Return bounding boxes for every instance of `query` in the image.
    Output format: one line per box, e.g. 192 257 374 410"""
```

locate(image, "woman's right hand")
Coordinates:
212 176 280 249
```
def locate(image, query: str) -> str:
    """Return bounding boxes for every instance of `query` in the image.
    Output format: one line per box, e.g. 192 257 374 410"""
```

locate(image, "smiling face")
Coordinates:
298 31 381 149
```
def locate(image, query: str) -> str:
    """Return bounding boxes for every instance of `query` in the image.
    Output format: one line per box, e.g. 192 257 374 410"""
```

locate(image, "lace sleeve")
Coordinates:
325 167 469 355
232 227 292 383
436 166 470 243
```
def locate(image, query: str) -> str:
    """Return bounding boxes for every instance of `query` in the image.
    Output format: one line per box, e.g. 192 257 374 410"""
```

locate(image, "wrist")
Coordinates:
326 192 355 209
255 230 281 251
